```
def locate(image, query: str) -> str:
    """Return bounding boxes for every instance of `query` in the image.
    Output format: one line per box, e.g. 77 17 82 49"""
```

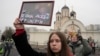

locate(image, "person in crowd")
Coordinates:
12 18 73 56
88 37 95 54
2 39 13 56
68 33 92 56
0 41 4 56
1 35 14 56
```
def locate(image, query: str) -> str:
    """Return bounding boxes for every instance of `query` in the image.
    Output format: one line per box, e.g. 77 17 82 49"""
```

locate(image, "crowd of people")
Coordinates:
88 37 96 54
0 18 97 56
0 35 13 56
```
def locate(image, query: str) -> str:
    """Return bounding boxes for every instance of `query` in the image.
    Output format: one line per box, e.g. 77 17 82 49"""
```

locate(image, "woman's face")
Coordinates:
71 35 78 42
50 34 62 53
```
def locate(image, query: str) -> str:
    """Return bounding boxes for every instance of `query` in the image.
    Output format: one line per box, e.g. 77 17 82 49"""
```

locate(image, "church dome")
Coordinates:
62 5 69 9
71 11 76 14
70 10 76 16
56 11 61 14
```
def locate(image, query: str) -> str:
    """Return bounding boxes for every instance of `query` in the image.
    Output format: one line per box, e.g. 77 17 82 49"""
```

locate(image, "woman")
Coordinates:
68 34 92 56
12 18 73 56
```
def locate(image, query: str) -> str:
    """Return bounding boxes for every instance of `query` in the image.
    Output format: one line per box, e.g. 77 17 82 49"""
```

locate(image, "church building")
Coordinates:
54 5 100 40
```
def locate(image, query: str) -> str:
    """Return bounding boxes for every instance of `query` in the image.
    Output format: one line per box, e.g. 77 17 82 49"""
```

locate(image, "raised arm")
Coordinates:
12 18 46 56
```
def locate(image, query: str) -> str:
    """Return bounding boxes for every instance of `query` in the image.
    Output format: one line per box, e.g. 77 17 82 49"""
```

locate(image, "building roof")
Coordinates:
56 11 61 14
70 10 76 14
70 10 76 16
62 5 69 9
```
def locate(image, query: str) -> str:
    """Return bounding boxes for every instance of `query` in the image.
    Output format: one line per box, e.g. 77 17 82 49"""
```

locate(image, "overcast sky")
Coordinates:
0 0 100 32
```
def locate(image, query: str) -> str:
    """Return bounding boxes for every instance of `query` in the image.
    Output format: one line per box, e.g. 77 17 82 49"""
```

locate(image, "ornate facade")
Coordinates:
54 5 86 33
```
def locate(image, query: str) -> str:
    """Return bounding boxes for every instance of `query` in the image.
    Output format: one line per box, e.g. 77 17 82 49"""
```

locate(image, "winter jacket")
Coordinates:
69 39 92 56
12 31 46 56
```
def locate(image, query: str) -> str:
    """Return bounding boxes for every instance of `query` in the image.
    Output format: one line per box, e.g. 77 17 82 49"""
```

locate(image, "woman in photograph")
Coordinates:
12 18 73 56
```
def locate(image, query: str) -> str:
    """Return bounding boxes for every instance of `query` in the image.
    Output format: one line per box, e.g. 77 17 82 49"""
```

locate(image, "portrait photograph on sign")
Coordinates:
19 1 54 26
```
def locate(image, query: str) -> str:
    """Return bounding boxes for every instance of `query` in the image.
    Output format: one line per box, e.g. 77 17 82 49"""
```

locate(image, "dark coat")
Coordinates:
12 31 46 56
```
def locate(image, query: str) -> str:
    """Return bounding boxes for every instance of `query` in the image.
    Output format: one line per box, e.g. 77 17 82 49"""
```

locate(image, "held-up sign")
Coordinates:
19 1 54 26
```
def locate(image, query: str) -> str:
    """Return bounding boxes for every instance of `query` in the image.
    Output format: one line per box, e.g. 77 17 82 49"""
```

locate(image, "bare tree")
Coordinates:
2 27 14 41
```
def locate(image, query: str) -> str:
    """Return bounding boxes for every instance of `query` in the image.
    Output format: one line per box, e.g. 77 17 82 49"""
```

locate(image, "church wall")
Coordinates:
54 21 61 30
73 20 86 32
29 32 51 45
61 9 69 17
81 32 100 41
29 32 100 45
61 17 69 26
